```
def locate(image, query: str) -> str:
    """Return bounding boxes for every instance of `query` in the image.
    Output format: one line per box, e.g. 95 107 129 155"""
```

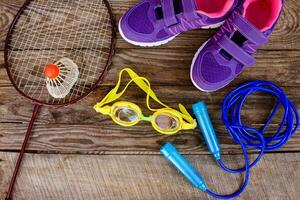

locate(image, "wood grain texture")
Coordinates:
0 85 299 154
0 152 299 200
0 0 299 199
0 123 299 154
0 49 300 87
0 0 298 155
0 0 299 50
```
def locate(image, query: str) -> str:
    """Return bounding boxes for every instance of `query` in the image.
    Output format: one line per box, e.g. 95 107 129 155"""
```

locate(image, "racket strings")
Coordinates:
7 0 113 104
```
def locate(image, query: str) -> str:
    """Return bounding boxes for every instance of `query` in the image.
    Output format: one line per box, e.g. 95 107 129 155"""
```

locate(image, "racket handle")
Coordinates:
5 104 41 200
160 143 207 191
192 101 221 160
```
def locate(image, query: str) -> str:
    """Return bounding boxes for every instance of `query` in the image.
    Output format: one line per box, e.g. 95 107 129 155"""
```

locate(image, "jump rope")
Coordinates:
161 80 299 199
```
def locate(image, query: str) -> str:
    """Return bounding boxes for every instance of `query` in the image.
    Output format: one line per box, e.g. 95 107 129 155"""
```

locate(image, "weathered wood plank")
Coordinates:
0 152 299 200
0 0 299 153
0 78 299 153
0 122 299 154
0 85 298 154
0 49 300 87
0 1 299 199
0 85 299 125
0 0 299 50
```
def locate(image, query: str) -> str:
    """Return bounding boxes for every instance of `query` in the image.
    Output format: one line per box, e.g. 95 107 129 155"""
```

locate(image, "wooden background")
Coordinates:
0 0 299 199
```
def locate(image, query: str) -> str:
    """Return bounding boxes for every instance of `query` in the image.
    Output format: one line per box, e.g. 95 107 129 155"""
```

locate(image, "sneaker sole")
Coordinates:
119 19 224 47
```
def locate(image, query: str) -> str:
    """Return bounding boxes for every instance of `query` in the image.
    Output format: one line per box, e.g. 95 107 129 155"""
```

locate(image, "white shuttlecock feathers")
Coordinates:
44 57 79 99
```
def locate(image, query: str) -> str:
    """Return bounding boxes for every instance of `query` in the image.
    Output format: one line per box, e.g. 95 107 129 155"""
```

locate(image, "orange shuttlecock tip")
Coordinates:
44 64 60 79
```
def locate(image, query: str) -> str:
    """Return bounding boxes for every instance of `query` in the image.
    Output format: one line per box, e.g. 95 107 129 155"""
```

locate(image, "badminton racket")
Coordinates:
4 0 115 199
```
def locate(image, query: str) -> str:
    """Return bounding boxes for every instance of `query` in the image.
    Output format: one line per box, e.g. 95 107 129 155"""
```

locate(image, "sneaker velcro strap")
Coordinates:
162 0 178 27
218 35 256 66
232 12 268 45
181 0 199 21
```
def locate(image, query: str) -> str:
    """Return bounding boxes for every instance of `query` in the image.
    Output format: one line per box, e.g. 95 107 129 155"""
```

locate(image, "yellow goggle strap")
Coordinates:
94 68 196 129
178 104 197 130
94 68 167 110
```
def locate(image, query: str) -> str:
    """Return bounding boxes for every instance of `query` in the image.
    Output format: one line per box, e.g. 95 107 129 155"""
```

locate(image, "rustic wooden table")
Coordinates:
0 0 299 199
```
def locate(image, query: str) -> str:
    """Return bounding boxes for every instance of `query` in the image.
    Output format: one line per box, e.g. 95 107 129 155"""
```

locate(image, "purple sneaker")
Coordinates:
191 0 284 92
119 0 238 47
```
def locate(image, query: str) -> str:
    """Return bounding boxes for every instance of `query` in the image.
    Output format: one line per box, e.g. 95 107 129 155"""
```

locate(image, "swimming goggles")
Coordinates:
94 68 197 135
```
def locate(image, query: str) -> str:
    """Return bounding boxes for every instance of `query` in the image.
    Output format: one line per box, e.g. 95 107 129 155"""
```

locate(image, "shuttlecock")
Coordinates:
44 57 79 99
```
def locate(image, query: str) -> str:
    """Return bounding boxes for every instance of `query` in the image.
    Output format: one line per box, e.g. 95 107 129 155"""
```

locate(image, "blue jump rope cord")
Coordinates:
206 81 299 199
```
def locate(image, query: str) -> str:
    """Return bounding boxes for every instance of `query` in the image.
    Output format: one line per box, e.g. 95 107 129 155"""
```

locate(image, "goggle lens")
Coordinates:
155 114 179 131
115 107 139 123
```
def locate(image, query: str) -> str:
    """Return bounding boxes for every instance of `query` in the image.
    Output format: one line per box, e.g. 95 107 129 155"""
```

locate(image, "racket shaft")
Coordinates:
6 105 41 200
